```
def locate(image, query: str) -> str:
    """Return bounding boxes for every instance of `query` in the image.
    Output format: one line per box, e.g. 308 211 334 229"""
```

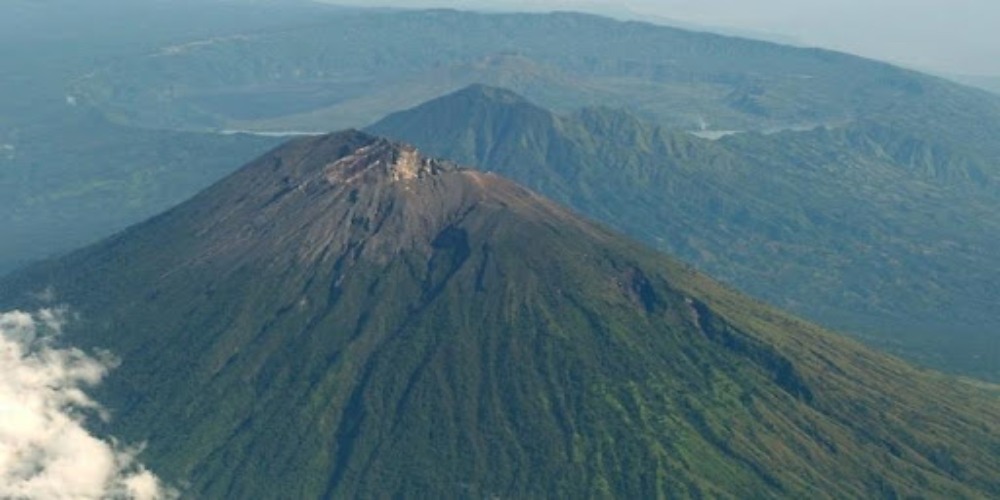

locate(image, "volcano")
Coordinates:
1 130 998 498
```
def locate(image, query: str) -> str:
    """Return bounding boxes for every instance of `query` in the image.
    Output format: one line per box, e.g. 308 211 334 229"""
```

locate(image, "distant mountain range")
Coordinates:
370 84 1000 381
2 131 998 497
951 74 1000 96
74 7 1000 144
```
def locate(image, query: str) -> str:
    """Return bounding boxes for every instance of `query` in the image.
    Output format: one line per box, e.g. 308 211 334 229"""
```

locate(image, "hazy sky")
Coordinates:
324 0 1000 77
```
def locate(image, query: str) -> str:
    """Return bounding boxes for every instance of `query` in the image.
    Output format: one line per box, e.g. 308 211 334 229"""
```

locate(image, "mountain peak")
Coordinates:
126 129 555 268
252 129 456 187
323 137 453 185
3 130 1000 498
453 83 530 104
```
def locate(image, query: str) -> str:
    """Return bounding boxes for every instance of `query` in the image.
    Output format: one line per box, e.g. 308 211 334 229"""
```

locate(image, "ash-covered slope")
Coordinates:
1 131 998 498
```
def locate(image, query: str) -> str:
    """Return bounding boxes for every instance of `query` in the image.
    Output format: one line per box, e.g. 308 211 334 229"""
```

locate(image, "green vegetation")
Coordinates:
6 4 1000 381
75 7 1000 143
370 85 1000 381
0 110 279 274
2 132 998 498
43 6 999 381
5 4 998 497
0 0 331 272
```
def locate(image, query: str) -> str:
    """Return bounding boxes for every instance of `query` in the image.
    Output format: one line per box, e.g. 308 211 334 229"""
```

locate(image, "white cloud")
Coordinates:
0 309 176 500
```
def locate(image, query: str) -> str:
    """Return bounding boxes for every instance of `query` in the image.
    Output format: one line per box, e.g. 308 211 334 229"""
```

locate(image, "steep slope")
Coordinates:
1 131 999 498
370 85 1000 381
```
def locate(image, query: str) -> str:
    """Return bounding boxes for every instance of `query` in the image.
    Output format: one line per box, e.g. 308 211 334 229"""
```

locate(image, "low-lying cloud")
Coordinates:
0 308 175 500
